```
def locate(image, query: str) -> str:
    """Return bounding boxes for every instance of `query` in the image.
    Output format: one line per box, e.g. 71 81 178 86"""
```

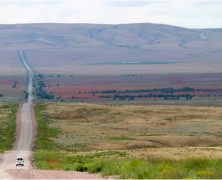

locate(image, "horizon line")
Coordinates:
0 22 221 29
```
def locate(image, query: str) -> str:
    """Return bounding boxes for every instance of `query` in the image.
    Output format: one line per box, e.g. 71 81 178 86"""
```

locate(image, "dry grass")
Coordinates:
34 103 222 178
40 103 222 158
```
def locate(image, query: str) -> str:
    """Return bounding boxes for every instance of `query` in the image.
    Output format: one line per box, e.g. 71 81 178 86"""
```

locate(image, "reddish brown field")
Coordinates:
42 73 222 103
0 75 25 100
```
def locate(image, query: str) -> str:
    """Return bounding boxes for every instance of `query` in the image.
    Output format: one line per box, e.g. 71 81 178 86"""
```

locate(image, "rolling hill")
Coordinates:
0 23 221 74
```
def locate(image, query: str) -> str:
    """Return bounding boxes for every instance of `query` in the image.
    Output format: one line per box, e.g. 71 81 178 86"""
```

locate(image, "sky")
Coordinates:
0 0 222 28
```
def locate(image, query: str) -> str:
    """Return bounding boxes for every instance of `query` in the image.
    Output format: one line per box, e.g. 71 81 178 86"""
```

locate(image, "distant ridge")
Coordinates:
0 23 221 66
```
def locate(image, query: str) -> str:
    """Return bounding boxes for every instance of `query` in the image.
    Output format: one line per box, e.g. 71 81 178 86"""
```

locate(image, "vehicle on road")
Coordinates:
16 158 24 166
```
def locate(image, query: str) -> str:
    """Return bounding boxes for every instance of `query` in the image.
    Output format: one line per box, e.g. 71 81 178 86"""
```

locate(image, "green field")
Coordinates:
33 103 222 178
33 151 222 179
0 104 17 152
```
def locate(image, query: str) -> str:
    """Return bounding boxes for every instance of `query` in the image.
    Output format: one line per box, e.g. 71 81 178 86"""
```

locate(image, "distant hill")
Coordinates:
0 23 221 74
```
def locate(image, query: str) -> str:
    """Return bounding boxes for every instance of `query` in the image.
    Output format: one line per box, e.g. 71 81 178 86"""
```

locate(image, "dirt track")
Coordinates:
0 50 34 178
0 50 102 179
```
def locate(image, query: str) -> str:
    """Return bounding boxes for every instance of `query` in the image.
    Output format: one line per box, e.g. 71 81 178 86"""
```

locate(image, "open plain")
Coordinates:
31 103 222 178
36 103 222 150
0 22 221 178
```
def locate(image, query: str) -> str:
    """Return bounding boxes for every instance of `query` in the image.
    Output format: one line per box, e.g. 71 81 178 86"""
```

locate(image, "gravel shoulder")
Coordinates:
8 169 103 179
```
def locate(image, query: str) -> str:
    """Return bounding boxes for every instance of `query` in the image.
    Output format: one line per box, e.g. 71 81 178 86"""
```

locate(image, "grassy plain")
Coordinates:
0 104 17 152
33 103 222 178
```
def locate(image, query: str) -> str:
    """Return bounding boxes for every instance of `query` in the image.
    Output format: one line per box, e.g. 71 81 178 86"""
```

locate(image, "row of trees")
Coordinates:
35 74 54 100
91 87 197 94
12 81 18 88
99 93 193 101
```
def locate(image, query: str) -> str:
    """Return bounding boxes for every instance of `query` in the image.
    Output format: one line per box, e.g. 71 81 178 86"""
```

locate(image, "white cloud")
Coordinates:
0 0 221 28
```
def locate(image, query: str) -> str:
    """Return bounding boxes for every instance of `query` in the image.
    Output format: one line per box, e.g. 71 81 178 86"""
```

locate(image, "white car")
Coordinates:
16 158 24 167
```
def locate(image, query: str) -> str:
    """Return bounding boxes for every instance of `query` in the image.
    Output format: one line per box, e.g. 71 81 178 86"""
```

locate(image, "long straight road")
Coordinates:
0 50 102 179
0 50 34 177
